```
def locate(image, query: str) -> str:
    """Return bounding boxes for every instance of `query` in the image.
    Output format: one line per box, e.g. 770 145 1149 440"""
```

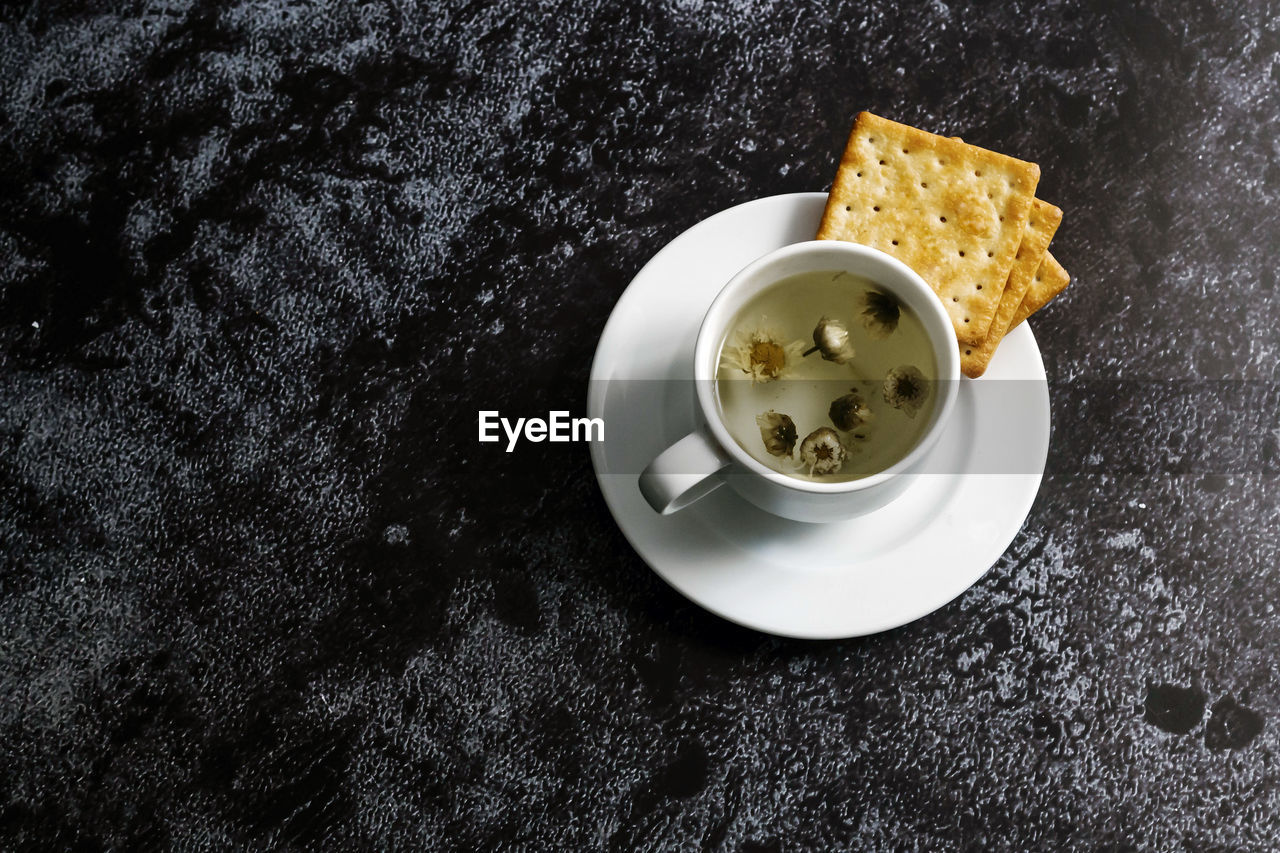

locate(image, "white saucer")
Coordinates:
587 193 1050 639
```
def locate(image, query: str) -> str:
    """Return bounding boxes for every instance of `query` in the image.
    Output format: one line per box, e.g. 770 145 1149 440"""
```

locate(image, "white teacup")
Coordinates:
637 240 960 523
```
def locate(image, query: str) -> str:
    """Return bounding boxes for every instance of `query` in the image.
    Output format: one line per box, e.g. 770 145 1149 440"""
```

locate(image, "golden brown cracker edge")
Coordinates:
960 199 1063 378
1011 252 1071 329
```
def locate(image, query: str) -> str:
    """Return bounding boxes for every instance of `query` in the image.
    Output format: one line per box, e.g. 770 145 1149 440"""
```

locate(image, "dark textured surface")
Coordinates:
2 0 1279 848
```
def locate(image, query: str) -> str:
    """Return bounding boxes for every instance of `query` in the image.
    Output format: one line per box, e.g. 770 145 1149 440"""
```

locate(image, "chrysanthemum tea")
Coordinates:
715 269 939 482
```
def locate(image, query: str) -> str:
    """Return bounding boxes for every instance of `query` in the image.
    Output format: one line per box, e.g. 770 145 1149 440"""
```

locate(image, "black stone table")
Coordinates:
2 0 1278 848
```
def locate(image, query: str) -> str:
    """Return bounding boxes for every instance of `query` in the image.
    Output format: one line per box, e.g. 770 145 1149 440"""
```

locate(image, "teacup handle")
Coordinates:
638 432 734 514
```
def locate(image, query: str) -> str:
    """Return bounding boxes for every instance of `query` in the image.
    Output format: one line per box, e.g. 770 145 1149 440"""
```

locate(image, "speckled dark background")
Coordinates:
2 0 1279 848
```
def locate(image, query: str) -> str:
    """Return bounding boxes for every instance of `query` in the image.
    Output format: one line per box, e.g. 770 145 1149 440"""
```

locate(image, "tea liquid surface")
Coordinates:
714 269 939 482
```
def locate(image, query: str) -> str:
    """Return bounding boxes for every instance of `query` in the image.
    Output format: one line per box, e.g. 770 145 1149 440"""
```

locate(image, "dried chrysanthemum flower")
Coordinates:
803 316 857 364
861 289 901 339
799 426 847 476
755 410 797 458
721 325 806 382
883 365 929 418
829 389 874 432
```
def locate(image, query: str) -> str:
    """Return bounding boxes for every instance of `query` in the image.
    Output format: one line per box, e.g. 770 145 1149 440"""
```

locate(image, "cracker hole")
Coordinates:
964 318 970 323
987 251 994 257
856 172 862 177
939 216 947 223
879 159 886 165
891 239 899 245
868 137 875 143
958 250 965 257
921 182 928 188
902 148 909 154
952 297 959 302
976 285 982 290
873 206 880 211
965 349 972 355
999 215 1005 221
974 170 983 177
845 205 851 211
987 192 994 199
1035 275 1042 282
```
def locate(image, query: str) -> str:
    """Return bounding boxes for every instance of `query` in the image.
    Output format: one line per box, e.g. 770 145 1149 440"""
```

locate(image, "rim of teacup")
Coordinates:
693 240 961 495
